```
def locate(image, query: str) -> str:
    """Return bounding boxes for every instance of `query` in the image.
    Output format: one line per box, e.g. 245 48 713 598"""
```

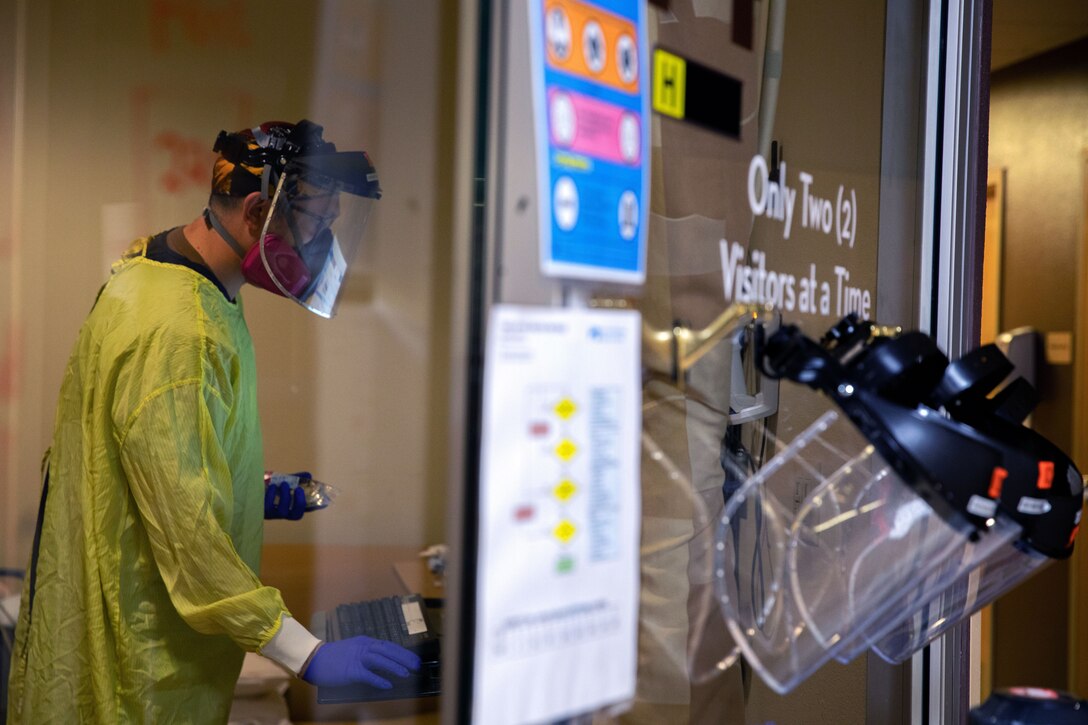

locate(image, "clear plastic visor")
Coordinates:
869 538 1048 664
712 410 1005 694
258 173 374 318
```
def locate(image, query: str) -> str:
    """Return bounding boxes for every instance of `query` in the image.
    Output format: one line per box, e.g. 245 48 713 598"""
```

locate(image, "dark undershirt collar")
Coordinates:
145 229 233 302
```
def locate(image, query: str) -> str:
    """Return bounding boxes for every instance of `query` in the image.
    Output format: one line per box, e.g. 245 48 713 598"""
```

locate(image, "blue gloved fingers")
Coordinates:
291 471 313 481
360 652 411 679
301 636 418 689
351 647 419 689
286 485 306 521
265 481 306 520
275 481 293 518
370 640 422 671
349 663 393 690
264 482 280 519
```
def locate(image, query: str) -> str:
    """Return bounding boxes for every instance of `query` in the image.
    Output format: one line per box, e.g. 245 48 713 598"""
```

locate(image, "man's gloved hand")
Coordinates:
264 476 308 520
301 636 422 689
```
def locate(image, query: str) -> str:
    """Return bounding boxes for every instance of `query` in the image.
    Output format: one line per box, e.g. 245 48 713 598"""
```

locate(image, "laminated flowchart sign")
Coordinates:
473 305 641 724
529 0 650 284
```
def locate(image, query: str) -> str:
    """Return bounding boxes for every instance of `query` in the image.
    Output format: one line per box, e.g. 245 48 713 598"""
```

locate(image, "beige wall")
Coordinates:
986 36 1088 694
0 1 19 570
989 38 1088 457
0 0 456 569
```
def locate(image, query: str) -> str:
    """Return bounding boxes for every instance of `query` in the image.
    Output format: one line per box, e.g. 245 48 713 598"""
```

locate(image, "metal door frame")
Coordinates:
917 0 992 723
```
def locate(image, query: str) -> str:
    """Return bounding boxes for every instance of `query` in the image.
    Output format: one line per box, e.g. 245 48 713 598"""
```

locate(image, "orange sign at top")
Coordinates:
544 0 640 94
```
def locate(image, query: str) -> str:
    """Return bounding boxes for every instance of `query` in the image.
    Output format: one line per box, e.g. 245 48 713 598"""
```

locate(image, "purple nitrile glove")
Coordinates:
264 480 307 520
301 635 422 689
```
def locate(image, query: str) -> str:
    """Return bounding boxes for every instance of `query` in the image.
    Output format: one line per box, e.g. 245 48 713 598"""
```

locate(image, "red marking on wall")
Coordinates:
514 505 535 522
149 0 252 52
529 421 550 437
131 85 254 217
154 131 216 194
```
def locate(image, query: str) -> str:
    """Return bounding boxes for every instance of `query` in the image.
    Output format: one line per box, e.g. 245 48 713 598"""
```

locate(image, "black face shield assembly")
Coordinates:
708 313 1083 694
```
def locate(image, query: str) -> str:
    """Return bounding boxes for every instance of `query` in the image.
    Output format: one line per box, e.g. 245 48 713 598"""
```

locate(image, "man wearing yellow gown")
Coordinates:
7 120 419 723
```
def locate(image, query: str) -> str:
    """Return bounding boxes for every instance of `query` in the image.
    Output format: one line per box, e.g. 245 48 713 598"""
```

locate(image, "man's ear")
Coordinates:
241 191 268 237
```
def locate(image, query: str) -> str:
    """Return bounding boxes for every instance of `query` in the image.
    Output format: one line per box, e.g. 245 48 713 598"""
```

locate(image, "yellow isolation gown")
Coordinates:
8 238 291 723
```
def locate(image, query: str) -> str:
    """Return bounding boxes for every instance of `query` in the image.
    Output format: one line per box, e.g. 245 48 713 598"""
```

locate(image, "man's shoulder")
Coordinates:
104 256 236 320
91 261 247 359
95 264 199 333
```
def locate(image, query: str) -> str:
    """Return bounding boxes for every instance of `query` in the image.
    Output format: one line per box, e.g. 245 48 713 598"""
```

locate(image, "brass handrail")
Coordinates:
640 302 779 380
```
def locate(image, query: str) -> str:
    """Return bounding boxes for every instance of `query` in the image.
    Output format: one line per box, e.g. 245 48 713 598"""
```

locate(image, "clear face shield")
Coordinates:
254 152 380 318
711 410 1028 693
680 312 1085 695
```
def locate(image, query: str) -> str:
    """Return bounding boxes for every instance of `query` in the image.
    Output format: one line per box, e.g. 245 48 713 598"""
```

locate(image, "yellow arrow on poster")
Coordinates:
555 397 577 420
554 519 576 543
555 439 578 461
554 478 577 501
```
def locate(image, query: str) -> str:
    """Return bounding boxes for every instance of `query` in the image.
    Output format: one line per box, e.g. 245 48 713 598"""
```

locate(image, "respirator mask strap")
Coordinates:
203 207 247 259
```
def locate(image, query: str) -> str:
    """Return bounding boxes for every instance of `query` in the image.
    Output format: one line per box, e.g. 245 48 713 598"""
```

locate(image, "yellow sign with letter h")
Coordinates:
653 49 686 119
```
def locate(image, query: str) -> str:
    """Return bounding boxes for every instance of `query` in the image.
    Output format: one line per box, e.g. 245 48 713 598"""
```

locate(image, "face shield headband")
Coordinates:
211 120 335 199
758 315 1083 558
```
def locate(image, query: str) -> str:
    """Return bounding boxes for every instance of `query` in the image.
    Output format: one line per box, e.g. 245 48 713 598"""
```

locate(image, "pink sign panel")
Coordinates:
548 87 641 166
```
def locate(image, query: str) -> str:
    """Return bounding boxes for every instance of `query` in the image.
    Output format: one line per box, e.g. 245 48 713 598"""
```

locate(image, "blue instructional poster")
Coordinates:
528 0 650 284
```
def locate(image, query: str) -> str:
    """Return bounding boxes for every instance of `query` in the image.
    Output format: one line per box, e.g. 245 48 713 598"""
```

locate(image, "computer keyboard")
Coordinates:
336 596 405 644
333 594 441 660
315 593 442 704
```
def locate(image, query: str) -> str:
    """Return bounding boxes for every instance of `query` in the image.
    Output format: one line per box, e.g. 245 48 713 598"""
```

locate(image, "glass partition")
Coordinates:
0 1 459 722
476 1 944 723
0 0 998 722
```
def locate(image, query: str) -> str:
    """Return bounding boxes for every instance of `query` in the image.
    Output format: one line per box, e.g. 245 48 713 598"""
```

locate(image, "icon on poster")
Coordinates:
582 20 606 74
554 176 580 231
617 191 638 240
616 34 637 84
618 112 640 163
551 91 577 146
547 7 572 61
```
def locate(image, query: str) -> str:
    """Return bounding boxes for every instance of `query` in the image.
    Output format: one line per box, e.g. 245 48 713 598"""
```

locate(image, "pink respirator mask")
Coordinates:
241 233 311 298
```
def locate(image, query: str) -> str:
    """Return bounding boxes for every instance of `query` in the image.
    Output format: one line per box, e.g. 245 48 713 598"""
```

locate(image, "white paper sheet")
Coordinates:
473 304 642 724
